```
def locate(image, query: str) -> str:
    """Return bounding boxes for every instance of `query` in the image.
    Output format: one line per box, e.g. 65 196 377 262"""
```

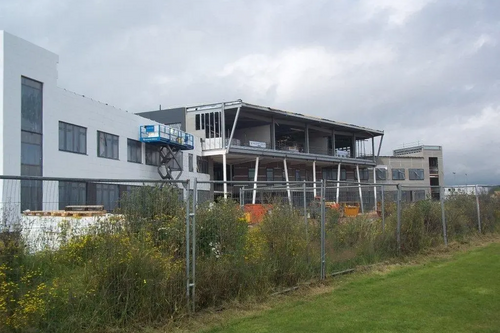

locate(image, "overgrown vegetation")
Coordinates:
0 189 499 332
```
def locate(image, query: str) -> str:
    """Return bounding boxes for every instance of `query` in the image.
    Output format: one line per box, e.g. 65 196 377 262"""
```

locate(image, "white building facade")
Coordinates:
0 31 209 212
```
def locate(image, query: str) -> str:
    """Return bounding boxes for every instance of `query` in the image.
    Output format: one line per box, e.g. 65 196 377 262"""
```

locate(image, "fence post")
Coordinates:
191 178 197 312
184 179 191 312
303 180 308 241
396 184 402 253
475 185 482 233
320 179 326 280
381 185 385 232
440 186 448 246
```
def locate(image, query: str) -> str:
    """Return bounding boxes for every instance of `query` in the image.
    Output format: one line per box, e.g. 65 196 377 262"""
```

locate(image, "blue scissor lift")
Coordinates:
140 125 195 180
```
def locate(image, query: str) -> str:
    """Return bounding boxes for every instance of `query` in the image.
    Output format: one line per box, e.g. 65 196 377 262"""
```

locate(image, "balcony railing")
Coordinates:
202 137 361 159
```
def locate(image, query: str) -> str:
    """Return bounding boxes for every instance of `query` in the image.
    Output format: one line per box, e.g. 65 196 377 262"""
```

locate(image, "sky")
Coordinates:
1 0 499 185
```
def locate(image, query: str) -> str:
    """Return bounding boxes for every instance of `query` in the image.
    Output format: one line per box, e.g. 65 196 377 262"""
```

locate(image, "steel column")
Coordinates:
284 159 292 205
252 157 260 204
356 165 364 214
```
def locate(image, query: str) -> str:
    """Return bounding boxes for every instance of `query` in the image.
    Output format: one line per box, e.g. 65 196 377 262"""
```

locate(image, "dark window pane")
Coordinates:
21 77 43 133
127 139 142 163
59 122 87 154
21 180 43 211
59 181 87 209
97 131 119 159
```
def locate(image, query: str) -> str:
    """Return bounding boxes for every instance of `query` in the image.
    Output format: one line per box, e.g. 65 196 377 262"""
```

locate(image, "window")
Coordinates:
145 144 160 166
409 169 425 180
59 122 87 154
392 168 405 180
248 168 255 181
266 168 274 181
356 168 370 181
59 181 86 209
189 154 194 172
21 77 43 134
97 131 119 159
195 114 201 130
96 183 119 211
295 170 301 181
197 156 209 174
376 169 387 180
127 139 142 163
21 77 43 211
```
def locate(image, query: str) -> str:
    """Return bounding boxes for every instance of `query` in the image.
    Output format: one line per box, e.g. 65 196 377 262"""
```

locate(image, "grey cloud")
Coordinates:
1 0 499 184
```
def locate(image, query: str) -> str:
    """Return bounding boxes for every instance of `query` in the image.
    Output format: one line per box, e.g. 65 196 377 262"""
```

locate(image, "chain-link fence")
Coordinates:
1 175 499 332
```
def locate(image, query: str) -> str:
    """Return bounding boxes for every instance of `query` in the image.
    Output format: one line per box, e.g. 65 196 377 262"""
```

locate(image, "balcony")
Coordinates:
200 137 376 166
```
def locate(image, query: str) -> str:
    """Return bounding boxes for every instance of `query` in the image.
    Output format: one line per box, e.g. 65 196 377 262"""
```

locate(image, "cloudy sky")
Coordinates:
1 0 499 185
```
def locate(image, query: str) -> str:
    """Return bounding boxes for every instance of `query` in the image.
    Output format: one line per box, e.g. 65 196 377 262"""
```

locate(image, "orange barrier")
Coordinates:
244 204 272 223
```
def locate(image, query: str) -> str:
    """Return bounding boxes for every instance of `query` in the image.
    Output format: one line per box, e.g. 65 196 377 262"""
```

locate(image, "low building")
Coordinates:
375 145 444 200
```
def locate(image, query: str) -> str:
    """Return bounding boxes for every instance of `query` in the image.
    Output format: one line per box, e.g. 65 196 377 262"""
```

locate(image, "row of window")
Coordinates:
376 168 425 181
58 121 190 167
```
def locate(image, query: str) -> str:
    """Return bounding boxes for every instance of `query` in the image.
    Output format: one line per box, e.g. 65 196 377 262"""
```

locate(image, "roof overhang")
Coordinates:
186 100 384 139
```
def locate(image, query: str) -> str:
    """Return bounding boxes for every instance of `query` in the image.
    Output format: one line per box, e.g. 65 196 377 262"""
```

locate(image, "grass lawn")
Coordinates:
201 243 500 333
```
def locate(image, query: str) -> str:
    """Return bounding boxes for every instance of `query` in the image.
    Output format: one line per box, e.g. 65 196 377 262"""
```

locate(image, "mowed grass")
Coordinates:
202 243 500 333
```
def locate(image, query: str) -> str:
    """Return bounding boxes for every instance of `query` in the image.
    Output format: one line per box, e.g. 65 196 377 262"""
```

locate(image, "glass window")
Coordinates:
59 122 87 154
127 139 142 163
96 183 119 211
356 168 369 181
146 144 160 166
376 169 387 180
189 154 194 172
97 131 119 159
266 168 274 181
21 180 43 211
21 77 43 134
195 114 200 130
59 181 86 209
392 168 405 180
295 170 301 181
409 169 425 180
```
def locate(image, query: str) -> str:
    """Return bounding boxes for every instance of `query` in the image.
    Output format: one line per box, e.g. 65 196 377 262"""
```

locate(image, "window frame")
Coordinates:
376 169 387 180
392 168 406 180
127 139 142 163
59 121 87 154
59 181 87 209
409 168 425 180
97 131 119 160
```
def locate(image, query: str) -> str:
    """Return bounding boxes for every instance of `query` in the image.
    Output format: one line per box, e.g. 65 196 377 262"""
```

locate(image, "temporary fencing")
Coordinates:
0 175 499 331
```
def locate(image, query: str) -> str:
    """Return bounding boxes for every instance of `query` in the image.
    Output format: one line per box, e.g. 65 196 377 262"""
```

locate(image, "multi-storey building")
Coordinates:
140 100 385 201
375 145 444 200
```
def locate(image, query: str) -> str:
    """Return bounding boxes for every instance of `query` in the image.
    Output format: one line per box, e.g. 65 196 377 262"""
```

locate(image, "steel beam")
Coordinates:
226 106 241 153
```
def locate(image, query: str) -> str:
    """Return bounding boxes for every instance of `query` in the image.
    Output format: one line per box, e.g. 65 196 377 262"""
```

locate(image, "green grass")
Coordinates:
202 243 500 333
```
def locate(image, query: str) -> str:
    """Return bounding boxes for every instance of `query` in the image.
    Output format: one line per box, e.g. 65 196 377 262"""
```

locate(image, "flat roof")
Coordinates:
185 100 384 137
